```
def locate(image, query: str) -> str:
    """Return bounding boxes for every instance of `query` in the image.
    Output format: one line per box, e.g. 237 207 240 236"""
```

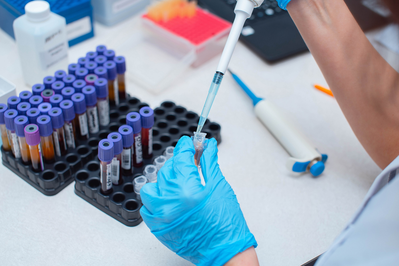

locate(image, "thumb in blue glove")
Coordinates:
140 136 257 266
277 0 291 10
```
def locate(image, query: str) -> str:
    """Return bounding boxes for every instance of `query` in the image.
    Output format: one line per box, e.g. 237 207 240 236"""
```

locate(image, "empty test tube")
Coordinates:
49 94 64 108
154 155 167 171
19 91 32 102
85 62 98 74
41 89 54 102
8 96 21 109
72 79 87 93
86 51 98 61
60 100 77 149
114 56 126 100
78 57 88 67
25 124 44 172
96 45 107 55
105 61 119 106
14 115 30 164
68 63 79 75
61 87 75 100
140 107 154 159
144 165 157 183
38 103 52 115
118 125 134 176
48 107 67 157
193 132 207 167
94 78 110 126
72 93 89 140
29 95 43 108
164 146 174 160
104 50 115 61
37 115 55 163
54 70 66 81
63 75 76 87
51 81 65 94
27 108 40 124
0 104 11 151
32 84 45 96
5 109 20 158
134 175 147 200
76 68 89 80
94 55 107 67
98 139 114 195
126 112 143 167
17 102 31 116
94 67 108 79
82 86 99 134
85 74 98 86
108 133 123 185
43 76 56 89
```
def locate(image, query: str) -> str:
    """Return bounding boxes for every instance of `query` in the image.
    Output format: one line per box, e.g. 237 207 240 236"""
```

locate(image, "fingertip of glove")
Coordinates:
203 138 218 156
174 136 194 154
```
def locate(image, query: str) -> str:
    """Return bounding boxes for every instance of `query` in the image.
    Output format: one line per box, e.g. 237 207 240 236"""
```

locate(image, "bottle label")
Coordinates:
41 29 68 70
66 16 92 41
122 148 131 170
11 132 21 158
87 106 99 133
111 157 120 184
53 131 61 157
64 122 75 149
149 128 153 155
98 100 110 126
38 144 44 171
135 134 143 164
113 0 141 14
79 114 89 137
101 163 112 190
114 79 119 105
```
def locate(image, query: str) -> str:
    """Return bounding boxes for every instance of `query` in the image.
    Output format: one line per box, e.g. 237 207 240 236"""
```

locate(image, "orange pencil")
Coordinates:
314 84 334 97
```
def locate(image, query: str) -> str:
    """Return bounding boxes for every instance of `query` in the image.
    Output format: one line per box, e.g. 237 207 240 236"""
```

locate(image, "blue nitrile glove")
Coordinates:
277 0 291 10
140 136 257 266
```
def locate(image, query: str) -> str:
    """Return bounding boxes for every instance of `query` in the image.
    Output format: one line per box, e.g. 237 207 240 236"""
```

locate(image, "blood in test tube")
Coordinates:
98 139 114 195
85 62 98 74
4 109 20 158
82 86 99 134
43 76 56 89
29 95 43 108
32 84 45 96
72 79 87 93
126 112 143 167
14 115 30 164
8 96 21 109
41 89 54 102
78 57 88 67
68 63 79 76
51 81 65 94
61 87 75 100
37 115 55 164
104 61 119 106
48 107 67 157
114 56 126 101
60 100 77 149
94 55 107 67
0 104 11 151
96 45 107 55
108 132 123 185
134 175 147 200
19 91 32 102
54 70 66 81
86 51 98 61
26 108 40 124
94 66 108 79
76 68 89 80
140 107 154 159
94 78 110 126
164 146 174 160
72 93 89 140
49 94 64 108
25 124 44 172
85 74 98 86
38 103 52 115
17 102 31 116
144 164 157 183
62 75 76 87
119 125 134 176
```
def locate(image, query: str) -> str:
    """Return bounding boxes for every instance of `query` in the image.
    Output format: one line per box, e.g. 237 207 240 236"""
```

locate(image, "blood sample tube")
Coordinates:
41 89 54 102
104 50 115 61
72 79 86 93
78 57 88 67
63 75 76 87
108 132 123 185
17 102 31 116
104 61 119 106
94 78 110 126
29 95 43 108
0 104 11 151
118 125 134 176
54 70 66 81
32 84 45 96
37 115 55 164
76 68 89 80
43 76 56 89
134 175 147 200
85 62 98 74
25 124 44 172
4 109 20 158
140 107 154 159
164 146 174 160
49 94 64 108
38 103 52 115
14 115 30 164
68 63 79 75
126 112 143 167
98 139 114 195
19 91 32 102
48 107 67 157
82 86 99 134
60 100 77 149
86 51 98 61
85 74 98 86
96 45 107 55
114 56 126 101
27 108 40 124
144 165 157 183
61 87 75 100
72 93 89 140
8 96 21 109
94 66 108 79
94 55 107 67
154 155 167 171
51 81 65 94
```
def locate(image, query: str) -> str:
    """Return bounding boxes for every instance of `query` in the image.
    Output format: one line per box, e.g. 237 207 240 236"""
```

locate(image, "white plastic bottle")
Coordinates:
13 1 69 87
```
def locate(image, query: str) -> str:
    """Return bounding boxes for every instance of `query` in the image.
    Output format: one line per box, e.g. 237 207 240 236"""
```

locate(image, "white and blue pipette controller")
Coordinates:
229 70 328 177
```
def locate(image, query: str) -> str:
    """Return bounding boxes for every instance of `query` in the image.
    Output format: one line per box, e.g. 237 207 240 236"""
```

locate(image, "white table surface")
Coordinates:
0 13 390 266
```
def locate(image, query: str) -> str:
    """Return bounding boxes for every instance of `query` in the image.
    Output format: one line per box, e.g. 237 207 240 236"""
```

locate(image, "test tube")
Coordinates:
104 50 115 61
72 93 89 140
144 165 157 183
98 139 114 195
8 96 21 109
94 78 110 126
61 87 75 100
32 84 45 96
154 155 167 171
49 94 64 108
14 115 30 164
164 146 174 160
60 100 77 149
193 132 207 167
76 68 89 80
43 76 56 89
37 115 55 164
108 132 123 185
4 109 20 158
51 81 65 94
94 66 108 79
118 125 134 176
85 62 98 74
82 86 99 134
17 102 31 116
25 124 44 172
54 70 66 81
114 56 126 101
48 107 67 157
126 112 143 167
27 108 40 124
41 89 54 102
0 104 11 151
62 75 76 87
38 103 52 115
96 45 107 55
104 61 119 106
72 79 87 93
68 63 79 75
19 91 32 102
134 175 147 200
85 74 98 86
86 51 98 61
78 57 88 67
94 55 107 67
140 107 154 159
29 95 43 108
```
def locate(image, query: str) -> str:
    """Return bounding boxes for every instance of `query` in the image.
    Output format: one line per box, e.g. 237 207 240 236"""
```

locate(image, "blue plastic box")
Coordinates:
0 0 94 46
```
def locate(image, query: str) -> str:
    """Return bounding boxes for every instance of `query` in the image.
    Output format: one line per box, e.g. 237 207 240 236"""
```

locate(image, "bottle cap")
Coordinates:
104 50 115 61
26 108 40 124
76 68 89 80
82 86 97 106
104 61 117 80
4 109 18 130
17 102 31 116
78 57 88 67
14 115 29 137
25 124 41 146
98 139 114 162
61 87 75 100
85 74 98 86
126 112 141 133
19 91 32 102
32 84 45 96
51 81 65 94
0 104 7 124
68 63 79 75
94 55 107 67
108 132 123 155
63 75 76 87
140 107 154 128
94 67 108 79
86 51 98 61
54 70 66 81
8 96 21 110
144 165 157 183
96 45 107 55
49 94 64 107
48 107 64 129
134 176 147 194
60 100 75 122
25 1 50 22
114 56 126 74
72 79 87 93
41 89 54 102
85 62 98 74
29 95 43 108
38 103 52 115
37 115 53 137
118 125 134 148
43 76 56 89
71 93 86 115
164 146 174 160
94 78 108 98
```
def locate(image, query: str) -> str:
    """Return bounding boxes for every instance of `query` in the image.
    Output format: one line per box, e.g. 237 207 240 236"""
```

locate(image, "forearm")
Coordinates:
288 0 399 168
225 247 259 266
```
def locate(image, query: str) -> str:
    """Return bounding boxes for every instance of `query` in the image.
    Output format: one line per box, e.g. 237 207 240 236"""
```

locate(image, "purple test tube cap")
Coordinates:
63 75 76 87
51 81 65 94
118 125 134 148
60 100 75 122
108 132 123 155
98 139 114 162
86 51 98 61
54 70 66 81
7 96 21 110
14 115 29 137
78 57 88 67
104 61 117 80
41 89 54 102
85 62 98 74
61 87 75 100
32 84 45 96
37 115 53 137
25 124 41 146
85 74 98 86
71 93 86 115
76 68 89 80
68 63 79 75
94 78 108 98
17 102 31 116
19 91 32 102
48 107 64 129
114 56 126 74
50 94 64 108
38 103 52 115
72 79 87 93
94 67 108 79
96 45 107 55
140 107 154 129
94 55 107 67
29 96 43 108
43 76 56 89
104 49 115 61
82 86 97 106
4 109 18 130
26 108 40 124
126 112 141 133
0 104 8 124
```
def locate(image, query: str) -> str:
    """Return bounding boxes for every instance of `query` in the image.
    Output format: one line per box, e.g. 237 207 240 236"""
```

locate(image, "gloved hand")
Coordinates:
140 136 257 266
276 0 291 10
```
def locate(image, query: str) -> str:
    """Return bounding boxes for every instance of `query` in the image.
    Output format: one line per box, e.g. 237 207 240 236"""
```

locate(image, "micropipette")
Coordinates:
196 0 264 133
